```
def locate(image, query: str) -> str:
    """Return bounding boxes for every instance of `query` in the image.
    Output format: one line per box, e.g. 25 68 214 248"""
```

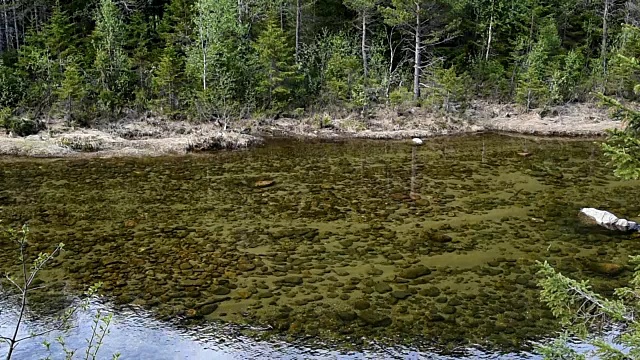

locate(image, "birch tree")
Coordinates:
343 0 378 80
92 0 131 114
188 0 245 91
187 0 247 123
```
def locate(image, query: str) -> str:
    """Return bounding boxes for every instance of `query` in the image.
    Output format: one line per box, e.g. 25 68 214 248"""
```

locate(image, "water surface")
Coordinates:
1 134 639 358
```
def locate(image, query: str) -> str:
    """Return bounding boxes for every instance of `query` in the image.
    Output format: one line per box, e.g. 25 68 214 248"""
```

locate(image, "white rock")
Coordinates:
412 138 423 145
580 208 640 232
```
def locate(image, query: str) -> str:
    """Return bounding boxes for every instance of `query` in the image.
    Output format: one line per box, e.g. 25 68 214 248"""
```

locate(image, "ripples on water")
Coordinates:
1 297 544 359
1 134 639 358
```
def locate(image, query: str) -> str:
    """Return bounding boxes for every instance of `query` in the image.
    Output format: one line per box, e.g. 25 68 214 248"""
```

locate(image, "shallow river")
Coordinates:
1 134 639 359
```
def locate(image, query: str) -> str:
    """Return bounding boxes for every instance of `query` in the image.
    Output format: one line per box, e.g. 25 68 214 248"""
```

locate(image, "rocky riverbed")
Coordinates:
1 134 639 355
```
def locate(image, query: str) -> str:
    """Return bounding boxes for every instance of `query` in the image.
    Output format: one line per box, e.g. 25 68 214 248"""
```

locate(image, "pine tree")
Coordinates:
253 21 301 112
343 0 377 81
152 46 183 115
516 18 561 110
56 56 87 125
322 32 363 107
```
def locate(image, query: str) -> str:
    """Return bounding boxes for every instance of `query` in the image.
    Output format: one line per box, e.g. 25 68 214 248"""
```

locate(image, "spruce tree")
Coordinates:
253 21 301 112
56 57 87 125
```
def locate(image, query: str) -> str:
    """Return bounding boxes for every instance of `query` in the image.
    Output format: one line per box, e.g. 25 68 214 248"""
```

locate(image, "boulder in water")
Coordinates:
579 208 640 232
588 262 625 276
255 180 275 188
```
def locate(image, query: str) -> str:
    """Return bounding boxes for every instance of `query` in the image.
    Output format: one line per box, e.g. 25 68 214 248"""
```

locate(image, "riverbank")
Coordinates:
0 102 621 157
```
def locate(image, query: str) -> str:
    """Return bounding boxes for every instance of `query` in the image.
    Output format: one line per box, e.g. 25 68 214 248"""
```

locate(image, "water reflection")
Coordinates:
0 296 546 359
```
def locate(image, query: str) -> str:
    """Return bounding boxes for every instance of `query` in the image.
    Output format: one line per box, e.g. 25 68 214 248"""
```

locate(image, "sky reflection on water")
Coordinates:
0 297 548 359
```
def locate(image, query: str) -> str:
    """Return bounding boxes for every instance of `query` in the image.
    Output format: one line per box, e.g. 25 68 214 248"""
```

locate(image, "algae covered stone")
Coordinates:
399 265 431 279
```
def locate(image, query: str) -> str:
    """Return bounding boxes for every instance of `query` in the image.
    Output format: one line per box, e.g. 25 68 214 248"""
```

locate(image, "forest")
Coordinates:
0 0 640 131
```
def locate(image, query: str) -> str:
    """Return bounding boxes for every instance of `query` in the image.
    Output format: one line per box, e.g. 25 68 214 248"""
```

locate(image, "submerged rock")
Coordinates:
358 310 392 327
354 299 371 310
211 286 231 295
391 291 412 300
419 287 441 297
374 282 392 294
282 276 304 285
336 310 357 322
399 265 431 279
199 303 218 315
588 262 625 276
254 180 275 188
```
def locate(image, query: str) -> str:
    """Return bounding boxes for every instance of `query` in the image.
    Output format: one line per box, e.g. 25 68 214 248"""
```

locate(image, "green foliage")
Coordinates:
322 33 364 108
0 61 24 108
424 65 471 113
56 57 89 125
2 117 44 137
152 46 184 115
92 0 132 116
537 260 638 359
516 18 562 110
600 93 640 180
187 0 247 122
471 59 509 100
608 25 640 98
389 87 413 106
253 22 302 113
0 0 639 122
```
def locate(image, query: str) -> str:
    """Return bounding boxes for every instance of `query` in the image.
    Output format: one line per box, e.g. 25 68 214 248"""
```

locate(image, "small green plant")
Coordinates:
0 224 119 360
389 87 412 107
0 108 11 131
3 117 44 137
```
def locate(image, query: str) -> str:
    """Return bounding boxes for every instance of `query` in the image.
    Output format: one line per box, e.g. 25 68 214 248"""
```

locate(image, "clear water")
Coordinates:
1 134 639 359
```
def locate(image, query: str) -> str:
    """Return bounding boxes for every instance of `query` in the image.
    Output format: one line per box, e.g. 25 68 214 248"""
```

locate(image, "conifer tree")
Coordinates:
253 21 301 112
56 56 87 124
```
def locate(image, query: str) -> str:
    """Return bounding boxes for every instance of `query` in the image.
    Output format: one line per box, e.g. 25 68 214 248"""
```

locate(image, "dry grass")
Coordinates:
0 102 623 158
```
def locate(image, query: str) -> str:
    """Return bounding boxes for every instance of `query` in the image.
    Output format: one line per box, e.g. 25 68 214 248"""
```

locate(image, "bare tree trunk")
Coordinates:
2 0 9 51
295 0 301 62
280 0 284 31
485 0 495 61
362 12 367 79
199 22 207 91
386 27 399 100
413 4 421 100
12 0 18 50
602 0 610 86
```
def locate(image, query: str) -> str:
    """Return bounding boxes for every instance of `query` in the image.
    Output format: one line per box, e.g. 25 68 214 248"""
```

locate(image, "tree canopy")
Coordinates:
0 0 639 124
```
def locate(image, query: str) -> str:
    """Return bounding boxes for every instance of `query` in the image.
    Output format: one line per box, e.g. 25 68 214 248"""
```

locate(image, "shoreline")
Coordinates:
0 102 621 158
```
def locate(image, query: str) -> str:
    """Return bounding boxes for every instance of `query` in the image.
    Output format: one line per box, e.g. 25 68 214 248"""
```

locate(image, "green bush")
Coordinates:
3 116 44 136
389 87 413 107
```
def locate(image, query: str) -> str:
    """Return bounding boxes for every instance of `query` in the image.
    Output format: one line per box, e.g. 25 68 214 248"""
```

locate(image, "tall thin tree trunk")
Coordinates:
295 0 301 62
485 0 495 61
2 0 9 51
362 12 367 80
280 0 284 30
199 22 206 91
413 4 421 100
602 0 610 85
13 0 19 50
